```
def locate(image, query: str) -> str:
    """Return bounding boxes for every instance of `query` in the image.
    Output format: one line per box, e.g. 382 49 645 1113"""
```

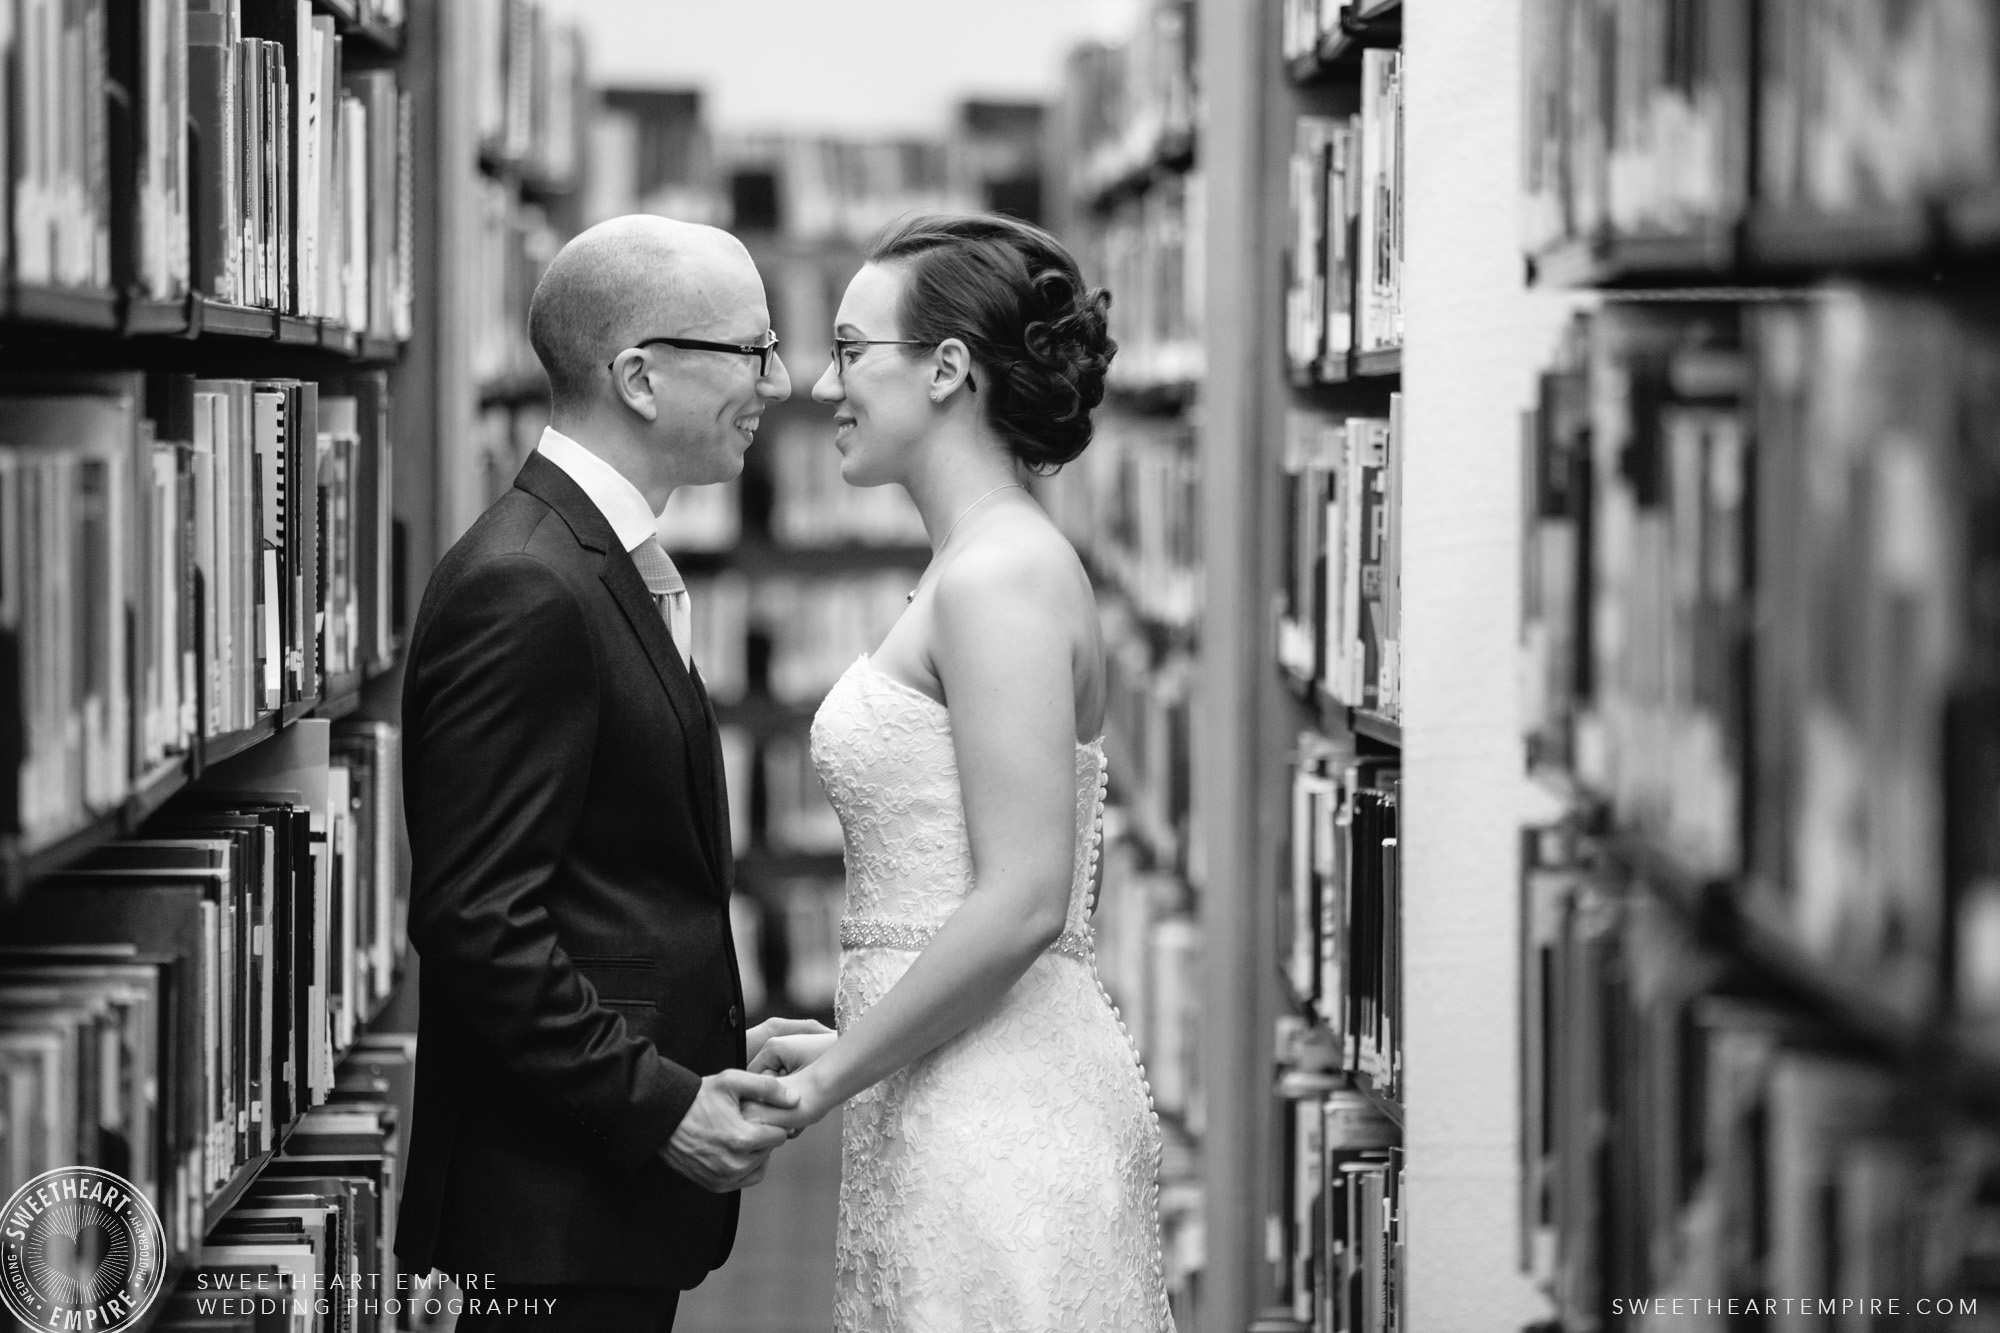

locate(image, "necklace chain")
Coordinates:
906 482 1025 604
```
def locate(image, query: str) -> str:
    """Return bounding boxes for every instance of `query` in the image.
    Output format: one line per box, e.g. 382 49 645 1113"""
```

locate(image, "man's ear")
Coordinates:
610 349 661 421
933 338 976 399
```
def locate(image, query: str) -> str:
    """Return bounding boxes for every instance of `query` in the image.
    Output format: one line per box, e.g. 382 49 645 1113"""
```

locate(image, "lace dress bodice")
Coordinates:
809 654 1174 1332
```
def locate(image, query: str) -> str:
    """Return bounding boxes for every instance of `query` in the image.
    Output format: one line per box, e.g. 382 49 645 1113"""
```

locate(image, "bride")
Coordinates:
744 213 1174 1331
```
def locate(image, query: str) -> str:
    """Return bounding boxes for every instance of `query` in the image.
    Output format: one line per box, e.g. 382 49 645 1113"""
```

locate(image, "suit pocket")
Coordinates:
573 954 658 1006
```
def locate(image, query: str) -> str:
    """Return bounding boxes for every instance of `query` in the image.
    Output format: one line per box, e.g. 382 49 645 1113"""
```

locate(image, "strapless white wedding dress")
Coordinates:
809 654 1174 1332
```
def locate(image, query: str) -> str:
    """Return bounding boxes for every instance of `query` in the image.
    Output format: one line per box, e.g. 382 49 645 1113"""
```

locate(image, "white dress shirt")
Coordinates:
534 426 659 554
535 427 694 669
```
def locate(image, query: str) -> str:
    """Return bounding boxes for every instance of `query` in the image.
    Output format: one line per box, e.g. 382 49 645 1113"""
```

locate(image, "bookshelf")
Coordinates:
0 1 456 1329
1044 2 1209 1326
1068 1 1565 1329
1516 1 2000 1327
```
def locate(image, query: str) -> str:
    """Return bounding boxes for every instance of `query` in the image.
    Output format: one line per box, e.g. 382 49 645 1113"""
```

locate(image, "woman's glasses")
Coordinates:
829 337 977 391
829 338 927 377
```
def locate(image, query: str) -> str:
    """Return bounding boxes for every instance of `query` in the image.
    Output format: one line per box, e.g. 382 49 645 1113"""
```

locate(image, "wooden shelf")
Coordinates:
1606 828 2000 1127
0 658 401 907
1105 377 1199 414
1295 347 1402 388
1525 189 2000 288
1075 124 1197 213
6 281 122 329
477 149 578 205
115 294 406 362
124 758 191 827
1314 686 1401 747
1348 1069 1403 1129
1352 347 1401 379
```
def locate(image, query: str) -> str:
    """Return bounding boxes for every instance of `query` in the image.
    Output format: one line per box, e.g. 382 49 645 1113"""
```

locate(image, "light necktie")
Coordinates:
629 536 693 671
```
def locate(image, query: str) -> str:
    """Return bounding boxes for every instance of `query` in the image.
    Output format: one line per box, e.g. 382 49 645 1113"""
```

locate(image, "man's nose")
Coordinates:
811 363 842 404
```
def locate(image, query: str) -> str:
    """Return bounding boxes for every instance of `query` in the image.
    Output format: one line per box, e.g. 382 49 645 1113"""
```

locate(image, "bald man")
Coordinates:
395 217 820 1331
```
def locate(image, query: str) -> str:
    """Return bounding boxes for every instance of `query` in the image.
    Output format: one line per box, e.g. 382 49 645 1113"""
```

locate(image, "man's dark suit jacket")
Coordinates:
394 450 746 1289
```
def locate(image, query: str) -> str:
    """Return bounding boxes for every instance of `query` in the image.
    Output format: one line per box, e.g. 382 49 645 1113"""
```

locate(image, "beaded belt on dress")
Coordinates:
840 915 1094 963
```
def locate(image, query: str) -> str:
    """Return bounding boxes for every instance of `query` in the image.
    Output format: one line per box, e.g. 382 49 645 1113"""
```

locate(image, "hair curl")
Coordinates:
866 213 1116 474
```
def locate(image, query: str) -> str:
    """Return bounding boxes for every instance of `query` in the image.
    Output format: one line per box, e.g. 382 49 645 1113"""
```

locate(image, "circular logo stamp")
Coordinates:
0 1166 167 1332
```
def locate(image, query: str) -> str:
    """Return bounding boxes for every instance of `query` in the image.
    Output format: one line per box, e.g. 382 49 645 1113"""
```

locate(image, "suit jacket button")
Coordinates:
727 1005 742 1028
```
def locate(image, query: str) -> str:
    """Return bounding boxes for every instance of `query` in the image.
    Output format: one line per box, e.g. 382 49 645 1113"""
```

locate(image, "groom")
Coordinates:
396 216 819 1332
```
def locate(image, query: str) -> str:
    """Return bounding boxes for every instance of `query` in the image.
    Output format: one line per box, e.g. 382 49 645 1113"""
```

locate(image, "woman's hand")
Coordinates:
744 1015 833 1069
747 1030 839 1077
740 1064 840 1138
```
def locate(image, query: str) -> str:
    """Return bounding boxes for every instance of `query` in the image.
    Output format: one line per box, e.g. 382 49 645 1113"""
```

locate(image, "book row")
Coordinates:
1286 55 1405 382
1521 292 2000 1026
1094 830 1203 1134
471 0 586 188
18 0 418 333
1280 399 1403 719
1045 411 1201 633
1522 0 2000 259
1 719 406 1271
1282 736 1402 1105
471 181 563 391
1521 827 2000 1326
1269 1070 1404 1333
1056 0 1196 203
1101 614 1196 879
1078 172 1205 393
0 371 396 851
737 875 841 1015
154 1035 411 1332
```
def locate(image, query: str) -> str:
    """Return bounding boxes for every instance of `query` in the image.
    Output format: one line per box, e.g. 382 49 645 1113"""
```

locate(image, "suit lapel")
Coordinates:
516 454 727 892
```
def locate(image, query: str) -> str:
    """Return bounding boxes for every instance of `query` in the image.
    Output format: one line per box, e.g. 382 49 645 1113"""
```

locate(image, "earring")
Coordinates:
931 390 943 403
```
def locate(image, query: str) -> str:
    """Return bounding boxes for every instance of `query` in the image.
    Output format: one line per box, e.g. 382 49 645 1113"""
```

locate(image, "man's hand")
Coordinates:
747 1031 838 1077
744 1015 833 1068
663 1069 799 1192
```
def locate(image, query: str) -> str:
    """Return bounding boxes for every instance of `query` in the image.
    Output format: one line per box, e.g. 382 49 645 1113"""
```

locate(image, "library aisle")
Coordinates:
6 0 2000 1331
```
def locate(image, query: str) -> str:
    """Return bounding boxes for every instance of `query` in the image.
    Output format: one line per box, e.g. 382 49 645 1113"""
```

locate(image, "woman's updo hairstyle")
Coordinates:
866 212 1116 474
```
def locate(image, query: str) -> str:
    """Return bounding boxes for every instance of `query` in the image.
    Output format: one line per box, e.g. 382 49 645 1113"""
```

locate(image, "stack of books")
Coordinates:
472 0 585 187
1523 0 2000 264
1270 1050 1404 1332
170 1035 411 1332
1058 0 1196 202
0 371 395 853
1520 826 2000 1323
1285 53 1404 382
2 723 409 1278
1082 173 1205 393
1278 401 1403 721
177 1 413 333
1284 734 1402 1105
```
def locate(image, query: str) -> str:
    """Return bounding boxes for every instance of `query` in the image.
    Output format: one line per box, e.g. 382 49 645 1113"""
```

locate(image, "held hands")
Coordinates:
663 1069 799 1192
746 1029 842 1138
747 1030 839 1077
745 1015 834 1068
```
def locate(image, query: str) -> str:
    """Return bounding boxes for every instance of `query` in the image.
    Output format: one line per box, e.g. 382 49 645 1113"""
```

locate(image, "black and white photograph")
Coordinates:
2 1 1999 1331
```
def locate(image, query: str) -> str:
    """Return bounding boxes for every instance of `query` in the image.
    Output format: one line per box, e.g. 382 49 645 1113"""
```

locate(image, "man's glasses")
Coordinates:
830 337 976 391
611 332 781 377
